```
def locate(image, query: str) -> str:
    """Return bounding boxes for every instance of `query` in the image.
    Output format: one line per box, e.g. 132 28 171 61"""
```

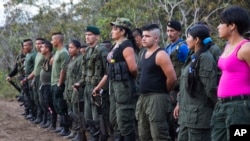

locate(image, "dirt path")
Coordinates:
0 99 68 141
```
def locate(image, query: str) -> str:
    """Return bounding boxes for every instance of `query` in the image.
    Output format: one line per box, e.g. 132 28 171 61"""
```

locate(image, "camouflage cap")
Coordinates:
85 26 100 35
110 17 132 29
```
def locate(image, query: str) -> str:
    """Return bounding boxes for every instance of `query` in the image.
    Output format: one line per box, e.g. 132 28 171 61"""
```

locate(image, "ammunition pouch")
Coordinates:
109 61 130 81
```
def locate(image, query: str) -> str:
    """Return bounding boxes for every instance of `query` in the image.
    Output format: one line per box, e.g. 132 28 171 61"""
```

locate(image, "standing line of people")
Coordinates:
5 5 250 141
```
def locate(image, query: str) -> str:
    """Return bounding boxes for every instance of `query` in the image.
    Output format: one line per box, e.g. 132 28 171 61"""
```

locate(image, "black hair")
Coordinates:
186 25 213 97
23 39 33 46
42 40 53 52
81 43 88 48
21 42 23 48
23 39 32 42
70 40 81 48
117 26 137 52
141 24 159 31
132 28 142 37
36 38 45 41
52 32 63 36
220 5 250 35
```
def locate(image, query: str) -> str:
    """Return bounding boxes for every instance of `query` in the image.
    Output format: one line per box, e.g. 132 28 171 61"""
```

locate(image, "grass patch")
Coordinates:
0 71 19 100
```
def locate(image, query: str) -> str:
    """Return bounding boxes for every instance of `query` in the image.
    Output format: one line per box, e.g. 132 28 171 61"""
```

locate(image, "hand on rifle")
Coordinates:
21 77 28 85
92 87 103 96
72 83 80 91
6 76 11 81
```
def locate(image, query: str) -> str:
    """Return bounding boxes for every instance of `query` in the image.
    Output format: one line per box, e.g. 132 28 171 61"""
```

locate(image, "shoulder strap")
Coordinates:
175 40 186 52
234 39 249 53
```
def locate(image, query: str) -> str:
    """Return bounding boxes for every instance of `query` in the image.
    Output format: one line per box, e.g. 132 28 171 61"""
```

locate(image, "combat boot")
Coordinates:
64 130 76 139
71 131 80 141
39 112 47 127
113 132 123 141
47 113 57 131
41 113 50 128
123 131 136 141
31 108 42 124
58 127 70 136
58 114 70 136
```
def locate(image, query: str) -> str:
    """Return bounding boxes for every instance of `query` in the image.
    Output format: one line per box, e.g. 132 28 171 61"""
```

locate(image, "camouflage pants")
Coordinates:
109 80 136 136
211 99 250 141
178 126 211 141
136 93 172 141
84 84 98 121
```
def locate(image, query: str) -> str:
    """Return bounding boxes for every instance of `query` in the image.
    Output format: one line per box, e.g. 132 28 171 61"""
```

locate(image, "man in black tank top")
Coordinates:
136 24 176 141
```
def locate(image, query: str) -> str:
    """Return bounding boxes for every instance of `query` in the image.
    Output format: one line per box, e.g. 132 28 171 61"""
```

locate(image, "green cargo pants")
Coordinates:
136 93 172 141
109 79 136 136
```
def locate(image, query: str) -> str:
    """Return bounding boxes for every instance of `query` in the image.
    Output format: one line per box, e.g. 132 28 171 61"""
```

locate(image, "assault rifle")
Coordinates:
8 80 21 93
69 87 87 141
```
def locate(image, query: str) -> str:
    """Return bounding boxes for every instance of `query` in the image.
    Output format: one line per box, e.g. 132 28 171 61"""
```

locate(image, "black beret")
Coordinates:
85 26 100 35
167 20 182 31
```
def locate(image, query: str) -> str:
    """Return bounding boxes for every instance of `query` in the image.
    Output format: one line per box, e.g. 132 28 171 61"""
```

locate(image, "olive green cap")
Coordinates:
85 26 100 35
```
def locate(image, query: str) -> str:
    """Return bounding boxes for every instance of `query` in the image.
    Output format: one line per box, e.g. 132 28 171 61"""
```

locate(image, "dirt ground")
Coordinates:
0 98 68 141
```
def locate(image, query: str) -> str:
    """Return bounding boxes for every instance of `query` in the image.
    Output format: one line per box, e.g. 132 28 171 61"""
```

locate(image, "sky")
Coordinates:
0 0 80 26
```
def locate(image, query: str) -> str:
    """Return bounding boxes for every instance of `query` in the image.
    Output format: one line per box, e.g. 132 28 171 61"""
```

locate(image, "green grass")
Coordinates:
0 71 19 100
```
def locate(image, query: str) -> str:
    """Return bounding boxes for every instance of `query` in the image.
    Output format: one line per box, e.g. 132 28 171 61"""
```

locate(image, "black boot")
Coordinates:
31 108 42 124
113 132 123 141
41 112 50 128
58 114 70 136
71 131 79 141
39 112 47 126
123 131 136 141
89 126 100 141
48 113 57 131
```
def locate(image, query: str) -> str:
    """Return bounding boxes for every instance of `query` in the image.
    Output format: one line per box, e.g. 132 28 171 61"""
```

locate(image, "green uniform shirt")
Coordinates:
51 47 69 85
24 49 37 76
80 44 108 87
178 51 217 128
33 52 45 76
64 53 83 100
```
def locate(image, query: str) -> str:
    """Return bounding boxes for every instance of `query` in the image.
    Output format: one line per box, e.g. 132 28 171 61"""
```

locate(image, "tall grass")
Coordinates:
0 70 19 100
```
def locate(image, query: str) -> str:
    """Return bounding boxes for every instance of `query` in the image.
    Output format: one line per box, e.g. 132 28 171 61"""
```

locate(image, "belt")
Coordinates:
218 95 250 103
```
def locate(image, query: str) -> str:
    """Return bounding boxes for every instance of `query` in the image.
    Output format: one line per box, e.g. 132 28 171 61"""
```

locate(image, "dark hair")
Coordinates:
36 38 45 41
187 25 213 97
23 39 32 42
23 39 33 46
141 24 159 31
220 5 250 35
132 28 142 37
52 32 63 36
70 40 81 48
42 40 53 52
117 26 137 52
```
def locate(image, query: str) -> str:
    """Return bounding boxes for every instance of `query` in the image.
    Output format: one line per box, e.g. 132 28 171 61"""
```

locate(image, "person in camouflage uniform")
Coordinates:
26 38 45 125
164 20 189 140
21 39 37 121
6 42 26 113
173 25 217 141
74 26 109 141
93 18 138 141
63 40 83 139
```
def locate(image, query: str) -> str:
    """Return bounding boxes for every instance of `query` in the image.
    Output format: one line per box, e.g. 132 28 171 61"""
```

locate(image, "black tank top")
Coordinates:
139 48 168 94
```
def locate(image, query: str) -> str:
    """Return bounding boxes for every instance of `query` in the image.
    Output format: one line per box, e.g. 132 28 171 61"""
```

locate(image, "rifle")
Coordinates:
91 90 109 141
69 87 87 141
8 80 21 93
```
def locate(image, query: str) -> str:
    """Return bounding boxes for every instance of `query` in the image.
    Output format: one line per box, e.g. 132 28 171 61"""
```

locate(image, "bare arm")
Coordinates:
123 47 137 78
93 74 108 95
156 50 177 92
58 69 66 86
238 42 250 67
